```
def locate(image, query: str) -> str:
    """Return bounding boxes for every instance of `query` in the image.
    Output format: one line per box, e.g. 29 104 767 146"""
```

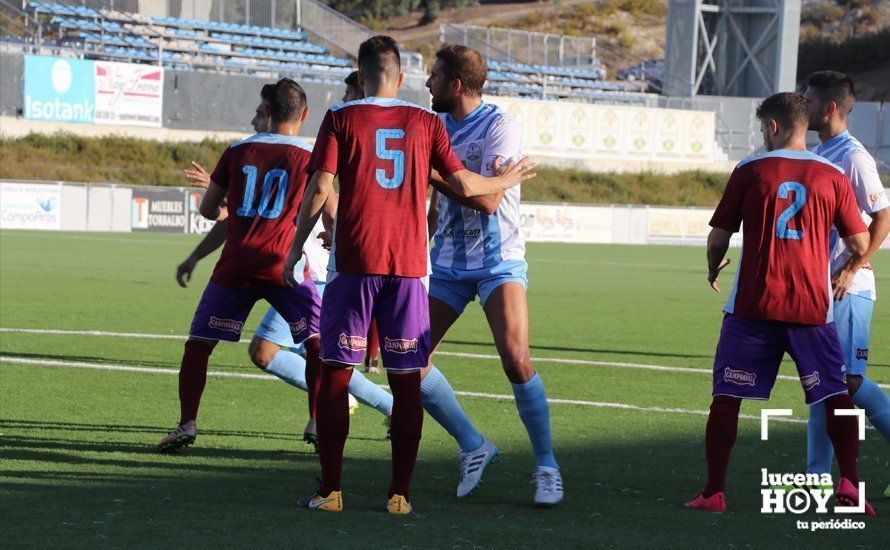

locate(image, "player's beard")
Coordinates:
431 95 455 113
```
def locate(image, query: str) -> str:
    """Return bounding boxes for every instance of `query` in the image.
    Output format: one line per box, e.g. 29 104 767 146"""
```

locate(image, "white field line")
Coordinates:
0 356 809 426
2 327 887 389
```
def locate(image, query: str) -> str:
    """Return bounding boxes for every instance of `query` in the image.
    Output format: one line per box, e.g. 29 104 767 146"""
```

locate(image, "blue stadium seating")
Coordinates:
27 3 635 103
28 2 353 76
485 59 634 102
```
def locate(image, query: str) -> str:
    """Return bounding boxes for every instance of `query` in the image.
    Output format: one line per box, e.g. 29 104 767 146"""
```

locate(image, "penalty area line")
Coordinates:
0 356 816 426
1 327 887 389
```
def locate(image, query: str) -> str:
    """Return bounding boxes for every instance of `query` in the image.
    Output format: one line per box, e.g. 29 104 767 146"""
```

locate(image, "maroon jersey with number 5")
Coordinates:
308 97 465 278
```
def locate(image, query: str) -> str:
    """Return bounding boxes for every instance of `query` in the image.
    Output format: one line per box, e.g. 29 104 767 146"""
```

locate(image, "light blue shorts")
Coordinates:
429 259 528 315
833 292 874 376
255 282 326 353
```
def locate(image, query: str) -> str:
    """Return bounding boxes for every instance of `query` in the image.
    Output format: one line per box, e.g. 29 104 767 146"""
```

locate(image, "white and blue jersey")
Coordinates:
813 130 888 301
431 102 526 271
429 102 528 314
813 130 889 374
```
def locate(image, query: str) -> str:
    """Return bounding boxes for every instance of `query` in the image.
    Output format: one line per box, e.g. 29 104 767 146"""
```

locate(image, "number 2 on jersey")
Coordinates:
775 181 806 240
236 165 289 219
375 128 405 189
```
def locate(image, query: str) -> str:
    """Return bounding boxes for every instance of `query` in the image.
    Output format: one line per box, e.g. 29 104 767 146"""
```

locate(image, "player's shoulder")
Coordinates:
735 149 845 175
844 145 878 172
329 96 436 116
483 103 518 134
229 132 313 153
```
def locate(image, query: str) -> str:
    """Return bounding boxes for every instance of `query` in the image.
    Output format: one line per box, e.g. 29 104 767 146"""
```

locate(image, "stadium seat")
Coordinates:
29 4 353 79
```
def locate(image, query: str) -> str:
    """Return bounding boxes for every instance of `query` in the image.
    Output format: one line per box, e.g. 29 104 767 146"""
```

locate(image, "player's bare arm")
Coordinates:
862 207 890 265
706 228 733 292
833 230 871 300
427 188 439 240
444 157 536 198
198 181 229 221
176 220 228 287
315 192 338 250
429 169 504 215
184 161 211 189
284 170 334 286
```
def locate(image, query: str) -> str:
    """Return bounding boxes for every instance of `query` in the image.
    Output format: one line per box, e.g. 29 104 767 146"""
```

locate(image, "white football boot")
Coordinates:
532 466 564 506
456 438 499 498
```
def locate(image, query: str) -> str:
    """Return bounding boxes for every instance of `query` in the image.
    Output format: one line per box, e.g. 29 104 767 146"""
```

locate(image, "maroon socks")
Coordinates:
386 371 424 500
703 395 741 497
178 340 213 425
316 364 353 496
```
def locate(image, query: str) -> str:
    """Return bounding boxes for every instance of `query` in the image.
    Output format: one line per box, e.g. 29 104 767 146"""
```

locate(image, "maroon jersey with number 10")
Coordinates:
209 133 313 288
308 97 465 278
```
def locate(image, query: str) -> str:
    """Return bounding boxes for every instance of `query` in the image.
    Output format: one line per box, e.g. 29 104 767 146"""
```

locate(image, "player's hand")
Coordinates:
283 249 303 287
176 257 197 288
494 157 537 188
184 161 211 189
832 268 856 300
316 231 332 251
708 258 731 292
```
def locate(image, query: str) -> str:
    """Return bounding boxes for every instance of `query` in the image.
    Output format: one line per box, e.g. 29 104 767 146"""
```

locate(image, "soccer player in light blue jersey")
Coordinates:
421 44 563 505
804 71 890 497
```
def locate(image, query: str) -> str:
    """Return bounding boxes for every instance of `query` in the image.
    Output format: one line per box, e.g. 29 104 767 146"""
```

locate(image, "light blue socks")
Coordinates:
264 349 308 391
348 368 393 416
807 400 833 474
421 365 485 453
264 349 393 417
512 373 558 469
808 376 890 474
852 377 890 440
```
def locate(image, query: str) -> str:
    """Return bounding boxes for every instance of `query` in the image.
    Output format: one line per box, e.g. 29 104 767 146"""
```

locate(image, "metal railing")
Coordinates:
441 22 597 69
1 0 29 38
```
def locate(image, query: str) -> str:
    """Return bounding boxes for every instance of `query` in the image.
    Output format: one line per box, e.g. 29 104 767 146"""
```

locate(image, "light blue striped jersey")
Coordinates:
431 102 525 271
813 130 889 300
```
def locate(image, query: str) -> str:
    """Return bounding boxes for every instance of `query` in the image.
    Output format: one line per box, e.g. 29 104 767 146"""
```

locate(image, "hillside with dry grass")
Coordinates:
382 0 889 99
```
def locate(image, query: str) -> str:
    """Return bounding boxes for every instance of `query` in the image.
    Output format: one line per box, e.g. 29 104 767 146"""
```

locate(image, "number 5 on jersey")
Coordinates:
237 165 289 219
376 128 405 189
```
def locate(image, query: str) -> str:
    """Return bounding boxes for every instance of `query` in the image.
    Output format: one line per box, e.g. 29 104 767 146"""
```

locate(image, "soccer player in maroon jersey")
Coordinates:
285 35 536 514
156 78 325 452
686 92 875 515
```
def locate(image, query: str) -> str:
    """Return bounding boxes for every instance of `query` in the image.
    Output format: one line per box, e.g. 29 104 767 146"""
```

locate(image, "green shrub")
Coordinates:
0 134 732 206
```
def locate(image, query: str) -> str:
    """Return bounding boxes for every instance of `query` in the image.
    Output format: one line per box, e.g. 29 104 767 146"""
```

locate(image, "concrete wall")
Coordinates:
0 51 24 117
664 94 890 169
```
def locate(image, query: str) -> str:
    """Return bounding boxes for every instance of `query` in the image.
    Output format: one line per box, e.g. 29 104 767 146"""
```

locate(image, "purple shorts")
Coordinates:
319 274 430 371
712 314 847 405
189 280 321 343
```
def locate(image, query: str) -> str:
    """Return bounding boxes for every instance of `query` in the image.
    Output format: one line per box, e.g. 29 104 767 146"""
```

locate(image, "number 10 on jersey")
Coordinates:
237 165 289 219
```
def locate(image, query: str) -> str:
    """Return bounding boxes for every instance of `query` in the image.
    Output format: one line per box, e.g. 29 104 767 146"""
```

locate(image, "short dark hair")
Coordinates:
435 44 487 97
344 70 360 88
806 70 856 116
267 78 307 123
260 83 275 102
357 35 401 84
755 92 808 130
